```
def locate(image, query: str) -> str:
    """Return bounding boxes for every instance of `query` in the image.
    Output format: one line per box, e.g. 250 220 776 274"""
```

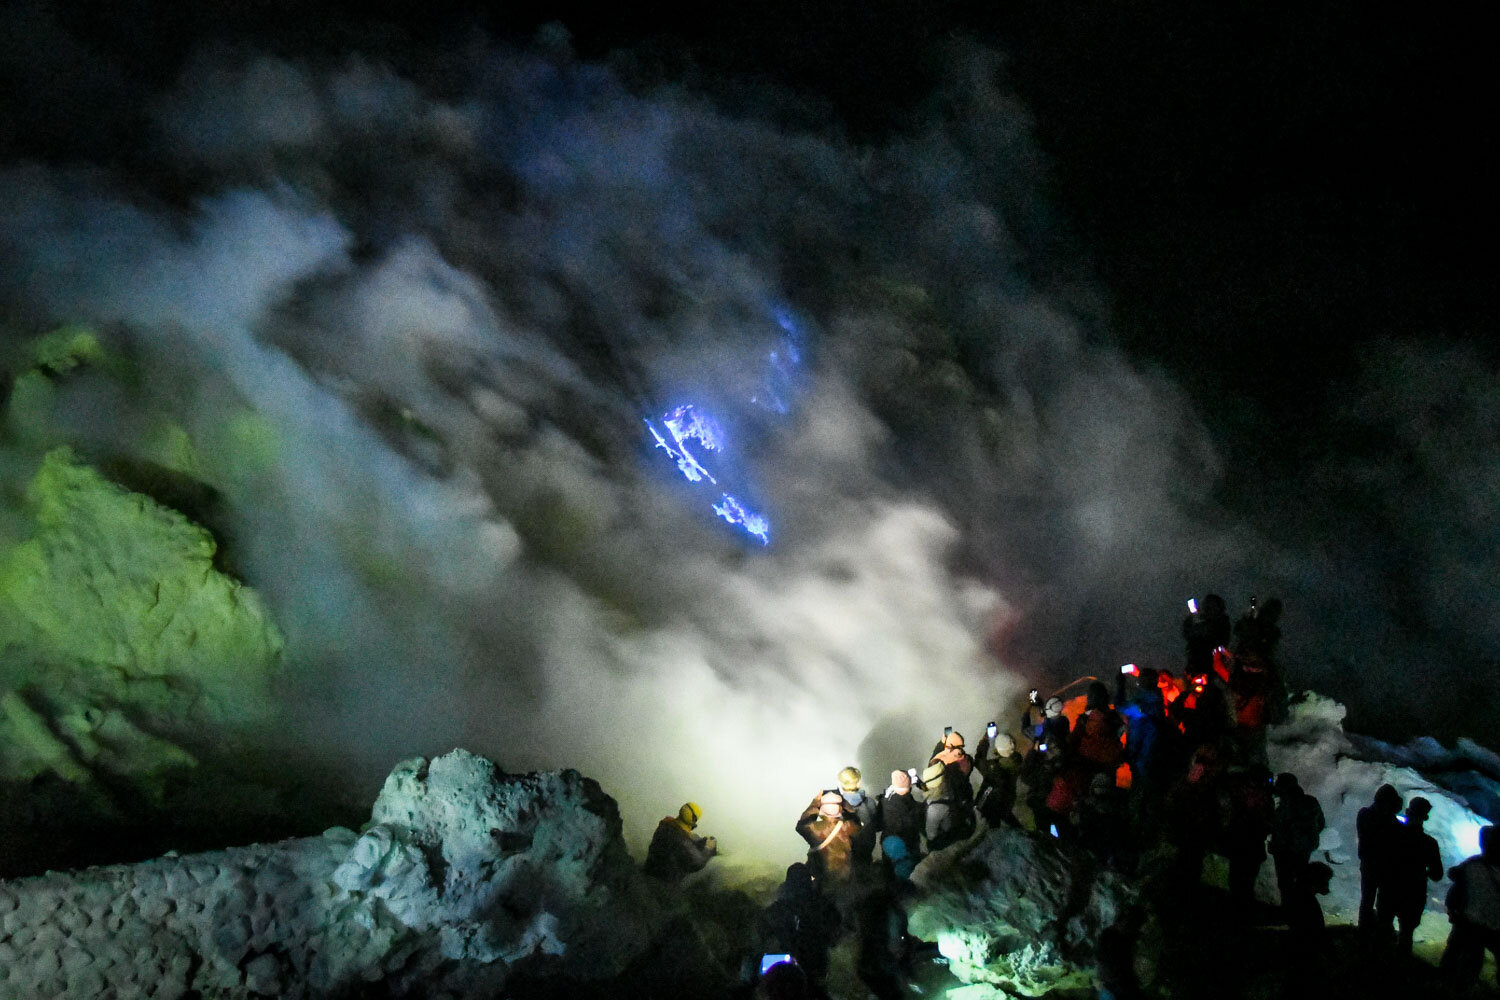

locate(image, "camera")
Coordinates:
1120 663 1137 675
1038 742 1049 753
1187 598 1198 615
987 722 998 736
944 725 953 736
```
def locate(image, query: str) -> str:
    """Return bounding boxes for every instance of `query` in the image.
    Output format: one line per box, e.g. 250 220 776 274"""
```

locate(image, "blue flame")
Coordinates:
644 306 809 545
751 306 805 415
714 494 770 544
645 404 721 484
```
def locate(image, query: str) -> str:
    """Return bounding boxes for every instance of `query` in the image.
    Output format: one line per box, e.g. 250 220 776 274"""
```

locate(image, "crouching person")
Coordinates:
644 801 718 883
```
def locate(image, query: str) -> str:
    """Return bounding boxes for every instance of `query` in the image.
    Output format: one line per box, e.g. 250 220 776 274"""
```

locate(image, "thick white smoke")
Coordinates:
0 38 1262 865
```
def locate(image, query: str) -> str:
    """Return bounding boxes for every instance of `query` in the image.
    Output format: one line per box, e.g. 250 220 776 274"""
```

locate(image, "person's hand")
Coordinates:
705 836 718 853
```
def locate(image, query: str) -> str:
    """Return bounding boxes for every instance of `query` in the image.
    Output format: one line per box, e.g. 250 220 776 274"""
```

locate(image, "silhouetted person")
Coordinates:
1441 824 1500 990
1380 796 1442 957
1164 745 1224 895
855 873 913 1000
1096 908 1145 1000
1356 783 1404 935
1183 593 1232 676
1077 771 1130 872
643 801 718 883
754 960 815 1000
1178 672 1231 761
1072 682 1125 778
1283 861 1333 999
1270 773 1325 917
1233 596 1283 661
1120 667 1172 838
1223 764 1275 908
1228 652 1272 765
759 862 841 991
880 769 924 859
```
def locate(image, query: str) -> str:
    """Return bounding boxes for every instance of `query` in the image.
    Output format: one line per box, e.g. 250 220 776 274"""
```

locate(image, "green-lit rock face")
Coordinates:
0 333 284 810
1 449 282 690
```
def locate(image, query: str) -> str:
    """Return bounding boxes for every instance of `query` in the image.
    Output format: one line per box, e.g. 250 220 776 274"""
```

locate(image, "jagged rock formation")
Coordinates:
907 826 1133 998
0 749 665 999
1267 692 1488 931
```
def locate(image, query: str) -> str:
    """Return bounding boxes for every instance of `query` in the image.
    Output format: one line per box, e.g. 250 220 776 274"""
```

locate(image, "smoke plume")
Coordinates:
0 33 1375 864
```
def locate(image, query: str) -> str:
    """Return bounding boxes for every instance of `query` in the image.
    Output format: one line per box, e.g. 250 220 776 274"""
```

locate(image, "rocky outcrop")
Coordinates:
907 826 1133 998
0 749 666 999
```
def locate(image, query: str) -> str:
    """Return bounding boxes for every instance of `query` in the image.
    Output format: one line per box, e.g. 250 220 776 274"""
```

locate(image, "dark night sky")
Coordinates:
2 1 1496 742
6 0 1492 452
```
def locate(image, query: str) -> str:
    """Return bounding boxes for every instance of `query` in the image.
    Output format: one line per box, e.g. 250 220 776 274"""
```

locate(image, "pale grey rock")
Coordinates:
0 749 669 998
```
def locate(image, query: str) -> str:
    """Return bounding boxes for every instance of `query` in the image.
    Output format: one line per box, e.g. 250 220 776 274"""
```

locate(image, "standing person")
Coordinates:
1072 682 1125 778
1227 653 1271 765
1221 764 1275 909
1020 688 1048 748
974 728 1022 828
1442 824 1500 990
759 862 842 994
1177 672 1231 758
1183 593 1232 678
1036 697 1083 837
642 801 718 883
1120 667 1173 838
1040 696 1072 751
1356 784 1404 935
1164 745 1225 895
1283 862 1335 1000
854 872 913 1000
881 769 925 859
921 730 975 851
1096 910 1145 1000
837 766 881 867
1269 773 1325 917
796 790 861 883
1233 596 1283 661
1077 772 1131 872
1380 797 1443 957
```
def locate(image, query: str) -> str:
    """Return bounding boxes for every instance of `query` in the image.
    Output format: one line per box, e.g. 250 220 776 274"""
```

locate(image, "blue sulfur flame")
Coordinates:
714 494 770 544
645 404 770 545
646 404 722 484
645 307 809 545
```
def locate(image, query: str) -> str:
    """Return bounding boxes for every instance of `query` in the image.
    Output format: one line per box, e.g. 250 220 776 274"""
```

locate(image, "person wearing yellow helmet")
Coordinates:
643 801 718 883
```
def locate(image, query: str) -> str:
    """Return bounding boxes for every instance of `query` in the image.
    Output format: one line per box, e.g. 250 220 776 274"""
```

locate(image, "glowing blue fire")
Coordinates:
751 308 805 415
713 495 770 544
644 306 809 546
646 404 722 484
645 404 770 545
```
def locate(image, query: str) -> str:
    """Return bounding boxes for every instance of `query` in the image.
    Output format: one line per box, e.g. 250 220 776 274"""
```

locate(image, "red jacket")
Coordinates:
1072 708 1124 770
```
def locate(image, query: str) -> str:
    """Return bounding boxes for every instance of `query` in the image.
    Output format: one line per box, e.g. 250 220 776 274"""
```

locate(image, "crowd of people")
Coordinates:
640 594 1500 999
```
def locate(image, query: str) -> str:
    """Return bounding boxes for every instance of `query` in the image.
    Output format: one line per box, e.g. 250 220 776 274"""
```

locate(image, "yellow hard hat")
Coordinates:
678 802 702 828
837 766 862 791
